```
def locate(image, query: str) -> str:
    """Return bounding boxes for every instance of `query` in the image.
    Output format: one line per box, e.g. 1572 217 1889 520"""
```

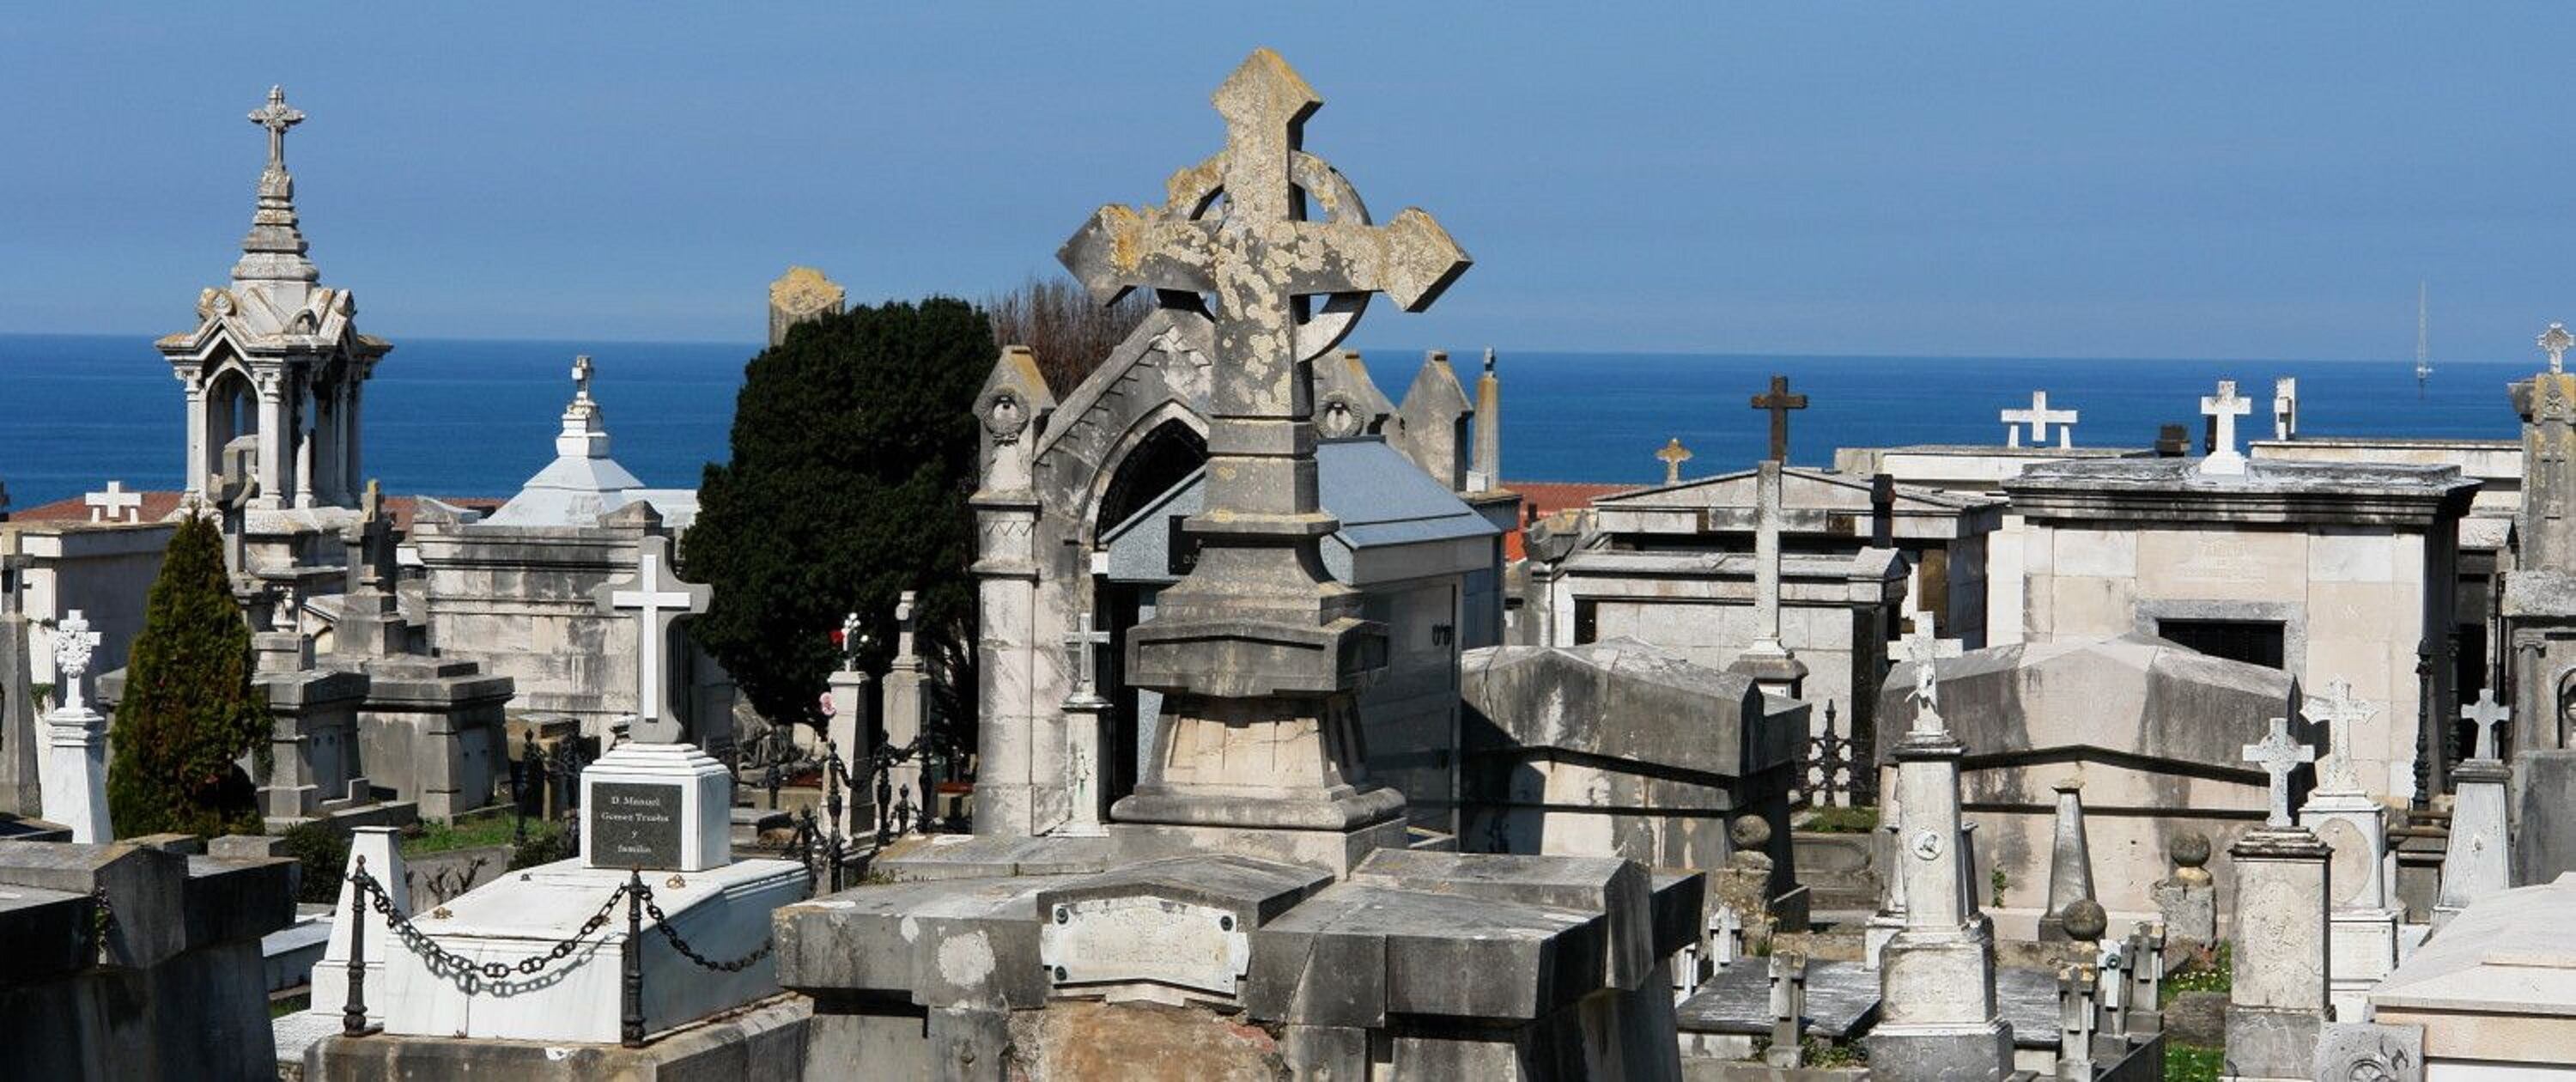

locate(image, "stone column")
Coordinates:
39 701 108 842
2150 831 2218 950
2038 778 2097 941
313 827 405 1024
1467 348 1500 493
293 410 315 509
2434 756 2510 927
825 666 873 839
1867 721 2013 1078
884 592 933 836
179 372 209 502
343 375 365 498
312 379 339 506
1730 459 1808 696
254 373 287 508
2222 825 2332 1081
0 559 39 818
1058 695 1108 837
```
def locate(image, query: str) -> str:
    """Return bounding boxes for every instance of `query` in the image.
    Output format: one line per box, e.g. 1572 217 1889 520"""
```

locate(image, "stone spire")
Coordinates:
1467 347 1502 492
234 86 319 290
2037 777 2099 942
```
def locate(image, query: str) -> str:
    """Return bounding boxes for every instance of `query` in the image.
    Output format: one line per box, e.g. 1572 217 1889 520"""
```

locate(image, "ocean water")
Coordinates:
0 331 2534 508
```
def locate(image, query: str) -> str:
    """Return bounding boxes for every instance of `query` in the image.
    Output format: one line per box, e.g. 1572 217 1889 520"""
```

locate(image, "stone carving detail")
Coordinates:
984 391 1030 444
52 611 101 714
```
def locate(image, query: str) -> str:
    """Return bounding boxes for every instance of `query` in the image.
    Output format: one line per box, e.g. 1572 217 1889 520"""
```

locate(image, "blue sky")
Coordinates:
6 5 2575 361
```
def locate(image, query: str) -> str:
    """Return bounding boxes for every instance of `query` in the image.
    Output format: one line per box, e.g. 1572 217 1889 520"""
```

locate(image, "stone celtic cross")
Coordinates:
1059 47 1468 695
591 536 712 736
2297 678 2378 795
52 609 101 714
1749 375 1807 462
2000 390 2078 448
1656 437 1693 485
2199 380 2253 475
2462 690 2511 762
2543 322 2573 375
248 85 305 172
2241 715 2315 828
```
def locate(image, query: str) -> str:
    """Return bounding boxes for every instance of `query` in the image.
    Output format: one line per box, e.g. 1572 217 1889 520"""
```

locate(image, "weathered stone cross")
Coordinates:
248 85 305 172
2543 322 2573 375
2462 690 2511 762
1062 616 1113 708
1899 613 1963 735
1656 437 1693 485
2240 715 2315 828
2297 678 2377 795
52 610 100 714
572 354 595 403
1749 375 1807 462
1058 48 1469 696
591 535 712 740
2198 380 2252 475
1999 390 2079 448
84 481 143 524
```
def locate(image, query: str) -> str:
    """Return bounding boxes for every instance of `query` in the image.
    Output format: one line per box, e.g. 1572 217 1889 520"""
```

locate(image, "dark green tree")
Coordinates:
108 514 266 837
684 297 990 736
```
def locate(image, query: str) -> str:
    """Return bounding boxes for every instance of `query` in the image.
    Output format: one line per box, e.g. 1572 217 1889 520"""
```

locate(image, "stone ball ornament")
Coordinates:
2061 898 2109 942
1728 813 1772 849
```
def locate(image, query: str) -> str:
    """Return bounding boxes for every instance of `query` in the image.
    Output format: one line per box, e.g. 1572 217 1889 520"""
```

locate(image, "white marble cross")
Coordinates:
2462 690 2511 762
838 611 864 672
1061 615 1113 707
85 481 143 524
52 610 100 714
2543 323 2573 375
591 536 711 738
2297 678 2378 795
1899 613 1964 735
1999 391 2079 448
2199 380 2252 476
2272 377 2299 441
2241 715 2315 828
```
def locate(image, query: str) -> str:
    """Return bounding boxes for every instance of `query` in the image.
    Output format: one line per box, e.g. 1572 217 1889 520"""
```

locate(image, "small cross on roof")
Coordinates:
1655 437 1692 484
1748 375 1807 462
84 481 143 524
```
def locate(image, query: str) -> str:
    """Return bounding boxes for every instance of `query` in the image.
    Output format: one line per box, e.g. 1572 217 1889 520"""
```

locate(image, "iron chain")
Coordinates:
637 883 774 973
352 871 626 981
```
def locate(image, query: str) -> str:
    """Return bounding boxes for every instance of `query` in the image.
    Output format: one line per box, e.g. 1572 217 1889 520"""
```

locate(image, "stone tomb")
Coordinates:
370 741 804 1044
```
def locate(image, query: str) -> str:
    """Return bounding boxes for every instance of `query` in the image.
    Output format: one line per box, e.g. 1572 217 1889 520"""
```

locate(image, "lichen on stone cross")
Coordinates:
2543 322 2573 375
2240 715 2315 828
2297 678 2378 794
1656 437 1692 484
1899 613 1960 735
2462 690 2511 762
247 85 305 172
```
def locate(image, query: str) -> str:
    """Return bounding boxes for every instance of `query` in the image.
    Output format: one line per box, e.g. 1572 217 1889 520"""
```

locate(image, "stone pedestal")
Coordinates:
2222 825 2332 1082
39 704 109 842
580 742 732 872
2511 748 2576 886
2301 790 2398 1022
824 667 874 838
0 610 39 817
2149 830 2219 948
1726 647 1808 702
256 668 373 824
1867 732 2014 1079
2434 758 2509 928
1055 696 1108 837
880 651 927 836
312 826 405 1023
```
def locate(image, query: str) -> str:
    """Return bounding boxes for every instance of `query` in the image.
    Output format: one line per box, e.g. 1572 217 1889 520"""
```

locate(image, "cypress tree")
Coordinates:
108 514 266 836
683 297 989 734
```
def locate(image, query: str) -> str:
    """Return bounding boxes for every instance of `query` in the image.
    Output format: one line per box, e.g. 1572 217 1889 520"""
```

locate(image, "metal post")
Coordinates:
875 747 896 846
622 870 645 1048
824 748 846 893
343 855 373 1037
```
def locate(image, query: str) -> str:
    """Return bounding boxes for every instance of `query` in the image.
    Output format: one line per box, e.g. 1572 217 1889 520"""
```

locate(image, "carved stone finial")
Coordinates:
248 85 306 173
2543 322 2573 375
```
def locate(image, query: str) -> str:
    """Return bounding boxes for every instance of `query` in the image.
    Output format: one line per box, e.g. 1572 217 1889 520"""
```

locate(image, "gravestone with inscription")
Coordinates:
580 740 730 872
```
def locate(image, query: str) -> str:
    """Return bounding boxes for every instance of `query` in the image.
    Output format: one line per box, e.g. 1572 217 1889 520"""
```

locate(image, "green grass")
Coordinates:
2162 941 2232 1006
401 811 553 856
2165 1042 2221 1081
268 993 310 1019
1797 805 1880 834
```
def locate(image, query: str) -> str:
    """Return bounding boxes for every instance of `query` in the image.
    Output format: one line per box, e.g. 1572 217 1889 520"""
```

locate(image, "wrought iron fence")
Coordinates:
1793 702 1875 808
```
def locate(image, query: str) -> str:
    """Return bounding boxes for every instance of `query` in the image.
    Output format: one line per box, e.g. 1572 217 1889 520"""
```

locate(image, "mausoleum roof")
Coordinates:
1099 437 1495 584
2008 457 2477 525
1461 638 1797 780
1882 632 2297 772
485 361 696 531
2371 872 2576 1019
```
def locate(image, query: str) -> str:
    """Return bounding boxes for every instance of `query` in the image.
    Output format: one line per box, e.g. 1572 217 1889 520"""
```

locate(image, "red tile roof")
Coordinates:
1498 480 1632 561
7 490 503 533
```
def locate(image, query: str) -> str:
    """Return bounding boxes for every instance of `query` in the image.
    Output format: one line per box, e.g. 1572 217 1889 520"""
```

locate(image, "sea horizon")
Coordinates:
0 331 2535 509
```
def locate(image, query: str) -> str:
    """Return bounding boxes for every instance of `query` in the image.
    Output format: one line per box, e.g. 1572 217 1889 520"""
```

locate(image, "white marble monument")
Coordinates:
589 535 712 746
2434 691 2512 928
2225 715 2333 1082
39 610 109 842
2200 379 2254 475
2296 679 2398 1022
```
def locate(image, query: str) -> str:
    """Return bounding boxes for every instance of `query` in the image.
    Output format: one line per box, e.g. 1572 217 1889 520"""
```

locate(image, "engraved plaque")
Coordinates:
590 781 685 870
1037 895 1249 997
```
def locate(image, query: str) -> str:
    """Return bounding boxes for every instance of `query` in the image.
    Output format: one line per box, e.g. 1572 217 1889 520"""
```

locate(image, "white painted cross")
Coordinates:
1062 614 1113 708
2297 678 2377 795
2198 380 2252 476
2271 377 2299 441
2241 715 2315 828
2462 690 2511 762
84 481 143 524
590 535 711 740
1899 612 1964 736
1999 391 2079 448
52 609 101 714
2542 322 2573 375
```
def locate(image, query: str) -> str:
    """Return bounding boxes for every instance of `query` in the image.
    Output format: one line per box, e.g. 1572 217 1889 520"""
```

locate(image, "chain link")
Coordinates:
636 883 775 972
352 871 627 981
